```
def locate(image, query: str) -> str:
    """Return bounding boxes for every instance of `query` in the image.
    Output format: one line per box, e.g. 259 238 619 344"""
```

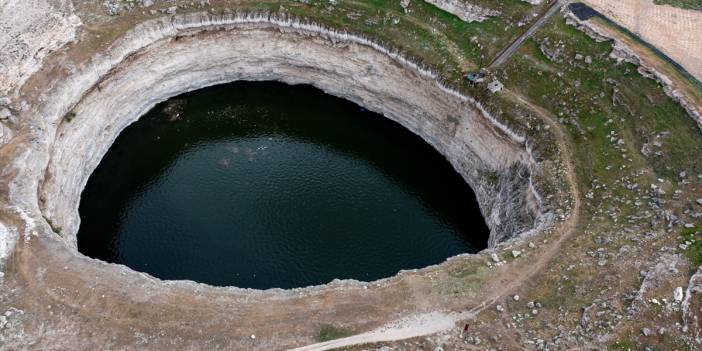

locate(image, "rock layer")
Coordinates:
33 13 549 251
0 11 561 351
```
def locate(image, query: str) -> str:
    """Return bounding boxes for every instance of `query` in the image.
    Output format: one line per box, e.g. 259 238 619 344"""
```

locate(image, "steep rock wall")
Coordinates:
33 13 548 250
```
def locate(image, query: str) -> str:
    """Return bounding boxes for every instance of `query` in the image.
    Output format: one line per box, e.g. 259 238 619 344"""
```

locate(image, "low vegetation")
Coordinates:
318 324 354 342
653 0 702 10
681 223 702 266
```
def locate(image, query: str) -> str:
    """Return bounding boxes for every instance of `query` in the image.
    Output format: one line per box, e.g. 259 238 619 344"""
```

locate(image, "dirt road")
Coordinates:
489 0 567 67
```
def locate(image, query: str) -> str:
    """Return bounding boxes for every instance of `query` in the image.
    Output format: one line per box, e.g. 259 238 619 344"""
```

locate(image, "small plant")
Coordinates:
611 339 636 351
318 324 353 342
43 215 62 235
65 112 77 123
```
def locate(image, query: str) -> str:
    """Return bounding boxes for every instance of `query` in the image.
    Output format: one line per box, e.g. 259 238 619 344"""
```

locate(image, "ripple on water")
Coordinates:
77 81 489 289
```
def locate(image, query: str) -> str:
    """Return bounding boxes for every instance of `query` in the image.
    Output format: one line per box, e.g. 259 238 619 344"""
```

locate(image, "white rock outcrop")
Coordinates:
422 0 499 22
0 0 81 99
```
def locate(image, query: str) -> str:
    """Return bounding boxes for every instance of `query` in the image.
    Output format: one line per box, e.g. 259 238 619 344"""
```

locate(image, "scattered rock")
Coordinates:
491 253 500 263
537 37 562 62
682 267 702 328
0 122 13 146
580 304 594 328
0 108 11 121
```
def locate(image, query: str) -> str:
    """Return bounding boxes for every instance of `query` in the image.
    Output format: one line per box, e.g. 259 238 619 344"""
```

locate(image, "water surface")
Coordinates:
78 81 489 289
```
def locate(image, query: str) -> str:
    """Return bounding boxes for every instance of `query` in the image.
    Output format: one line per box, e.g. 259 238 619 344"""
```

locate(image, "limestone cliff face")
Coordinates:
0 12 558 279
24 13 549 253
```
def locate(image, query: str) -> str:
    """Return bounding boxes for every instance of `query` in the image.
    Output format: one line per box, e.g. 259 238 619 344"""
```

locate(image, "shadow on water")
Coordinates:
78 81 490 289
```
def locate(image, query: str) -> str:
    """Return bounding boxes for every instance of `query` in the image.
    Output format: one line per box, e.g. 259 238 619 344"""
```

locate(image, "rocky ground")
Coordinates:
1 0 701 350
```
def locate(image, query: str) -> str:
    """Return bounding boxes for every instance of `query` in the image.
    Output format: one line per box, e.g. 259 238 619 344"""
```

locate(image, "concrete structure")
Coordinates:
488 80 504 93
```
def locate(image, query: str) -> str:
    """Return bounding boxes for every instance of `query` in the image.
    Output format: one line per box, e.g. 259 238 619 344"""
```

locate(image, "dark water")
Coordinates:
77 81 489 289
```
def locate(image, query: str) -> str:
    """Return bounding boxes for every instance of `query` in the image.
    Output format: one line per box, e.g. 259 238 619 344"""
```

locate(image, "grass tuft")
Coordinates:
318 324 354 342
681 223 702 266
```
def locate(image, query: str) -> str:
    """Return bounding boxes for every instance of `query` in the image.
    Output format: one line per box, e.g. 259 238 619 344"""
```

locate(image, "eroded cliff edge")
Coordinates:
32 13 555 252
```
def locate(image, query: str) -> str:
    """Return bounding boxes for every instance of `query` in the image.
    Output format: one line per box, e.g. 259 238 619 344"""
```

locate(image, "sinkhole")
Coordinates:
77 81 489 289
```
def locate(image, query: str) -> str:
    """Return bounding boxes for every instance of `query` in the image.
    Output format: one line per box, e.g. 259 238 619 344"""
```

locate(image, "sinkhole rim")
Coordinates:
24 16 551 295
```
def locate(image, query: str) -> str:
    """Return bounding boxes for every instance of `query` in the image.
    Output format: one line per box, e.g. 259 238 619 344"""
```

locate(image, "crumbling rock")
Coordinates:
421 0 499 23
22 13 553 258
0 0 81 99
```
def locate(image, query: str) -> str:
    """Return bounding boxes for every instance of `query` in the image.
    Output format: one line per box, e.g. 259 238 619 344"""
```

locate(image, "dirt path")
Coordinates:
489 0 567 68
292 89 582 350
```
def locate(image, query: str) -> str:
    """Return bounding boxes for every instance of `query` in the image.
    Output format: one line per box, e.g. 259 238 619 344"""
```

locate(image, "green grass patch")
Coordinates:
611 339 637 351
681 223 702 266
318 324 354 342
501 14 702 193
653 0 702 10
